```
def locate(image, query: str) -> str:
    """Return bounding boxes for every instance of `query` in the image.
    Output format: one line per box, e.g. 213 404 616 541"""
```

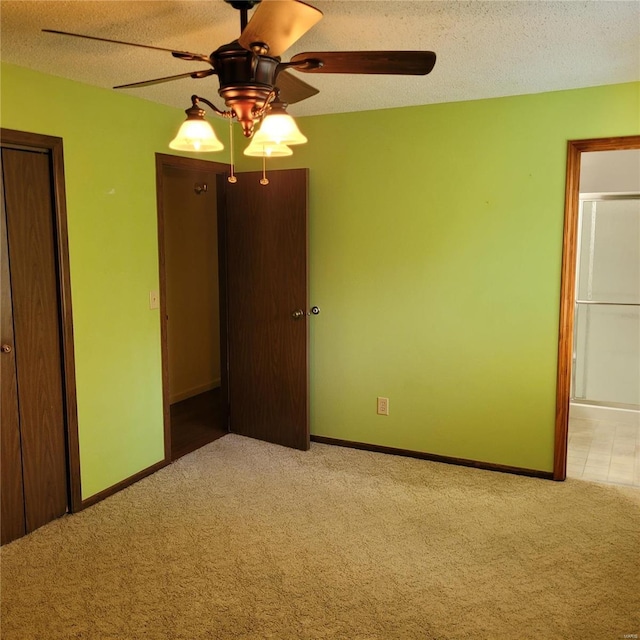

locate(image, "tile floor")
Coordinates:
567 416 640 487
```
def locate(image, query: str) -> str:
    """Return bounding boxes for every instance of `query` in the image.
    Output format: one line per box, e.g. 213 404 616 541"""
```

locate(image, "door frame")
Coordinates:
0 128 82 512
553 134 640 481
155 153 231 461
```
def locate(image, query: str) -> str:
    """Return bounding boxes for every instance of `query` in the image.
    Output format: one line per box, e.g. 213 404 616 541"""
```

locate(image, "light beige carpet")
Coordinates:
1 435 638 640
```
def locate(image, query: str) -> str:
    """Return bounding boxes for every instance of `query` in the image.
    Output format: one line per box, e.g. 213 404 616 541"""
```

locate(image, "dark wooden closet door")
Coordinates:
2 148 68 533
0 171 26 545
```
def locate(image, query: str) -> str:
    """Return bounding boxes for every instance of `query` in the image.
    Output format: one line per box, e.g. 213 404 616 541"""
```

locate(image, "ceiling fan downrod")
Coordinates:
223 0 261 31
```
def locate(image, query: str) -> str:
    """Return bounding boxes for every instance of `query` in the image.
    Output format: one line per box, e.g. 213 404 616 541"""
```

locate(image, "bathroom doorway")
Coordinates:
555 138 640 485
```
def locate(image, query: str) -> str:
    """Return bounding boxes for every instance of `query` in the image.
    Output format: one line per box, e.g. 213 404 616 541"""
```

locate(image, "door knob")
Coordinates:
292 307 320 319
1 344 12 353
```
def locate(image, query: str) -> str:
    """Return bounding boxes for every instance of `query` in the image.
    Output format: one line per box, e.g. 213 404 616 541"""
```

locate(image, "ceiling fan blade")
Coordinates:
114 69 215 90
42 29 212 64
238 0 323 57
275 70 319 104
289 51 437 75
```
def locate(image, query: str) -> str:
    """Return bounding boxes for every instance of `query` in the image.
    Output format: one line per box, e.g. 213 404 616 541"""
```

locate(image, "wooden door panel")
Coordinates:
223 169 309 450
2 149 68 531
0 167 26 545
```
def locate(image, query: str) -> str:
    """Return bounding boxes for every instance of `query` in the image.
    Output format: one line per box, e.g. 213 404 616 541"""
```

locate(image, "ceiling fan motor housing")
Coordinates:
213 41 279 137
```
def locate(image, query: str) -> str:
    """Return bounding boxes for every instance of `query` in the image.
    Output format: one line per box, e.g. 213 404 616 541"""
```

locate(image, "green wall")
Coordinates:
2 61 638 498
255 82 639 472
1 63 229 498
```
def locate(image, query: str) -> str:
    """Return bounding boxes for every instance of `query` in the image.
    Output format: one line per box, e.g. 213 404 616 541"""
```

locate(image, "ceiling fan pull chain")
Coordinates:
260 156 269 186
228 119 238 184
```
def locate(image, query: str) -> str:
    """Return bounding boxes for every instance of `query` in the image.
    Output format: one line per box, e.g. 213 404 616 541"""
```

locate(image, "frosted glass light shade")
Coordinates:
244 139 293 157
254 105 307 146
169 118 223 152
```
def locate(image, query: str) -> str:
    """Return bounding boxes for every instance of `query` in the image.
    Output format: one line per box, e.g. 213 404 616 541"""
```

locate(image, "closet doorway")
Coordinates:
155 154 229 461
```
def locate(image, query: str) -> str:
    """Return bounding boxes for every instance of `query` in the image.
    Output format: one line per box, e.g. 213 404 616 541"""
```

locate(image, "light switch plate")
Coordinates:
149 291 159 310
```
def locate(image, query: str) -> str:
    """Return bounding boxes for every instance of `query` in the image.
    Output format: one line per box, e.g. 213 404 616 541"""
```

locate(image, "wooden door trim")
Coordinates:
0 128 82 512
154 153 230 462
553 135 640 481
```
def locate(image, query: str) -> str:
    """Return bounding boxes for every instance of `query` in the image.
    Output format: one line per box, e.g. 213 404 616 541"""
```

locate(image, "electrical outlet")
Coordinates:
377 397 389 416
149 290 160 310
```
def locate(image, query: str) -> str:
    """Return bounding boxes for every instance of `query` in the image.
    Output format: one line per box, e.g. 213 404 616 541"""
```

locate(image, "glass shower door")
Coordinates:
572 194 640 408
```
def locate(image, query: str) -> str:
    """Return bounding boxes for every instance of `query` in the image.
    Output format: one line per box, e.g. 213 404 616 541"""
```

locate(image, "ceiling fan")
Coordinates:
43 0 437 138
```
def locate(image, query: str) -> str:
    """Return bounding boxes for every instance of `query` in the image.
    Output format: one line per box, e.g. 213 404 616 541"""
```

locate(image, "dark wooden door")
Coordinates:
221 168 309 450
1 148 68 544
1 169 26 544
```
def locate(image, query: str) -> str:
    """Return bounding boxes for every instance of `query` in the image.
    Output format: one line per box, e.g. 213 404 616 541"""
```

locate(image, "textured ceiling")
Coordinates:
1 0 639 117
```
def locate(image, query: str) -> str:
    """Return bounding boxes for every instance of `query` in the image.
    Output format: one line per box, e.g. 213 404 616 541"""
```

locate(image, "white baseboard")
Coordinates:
570 402 640 426
170 379 221 405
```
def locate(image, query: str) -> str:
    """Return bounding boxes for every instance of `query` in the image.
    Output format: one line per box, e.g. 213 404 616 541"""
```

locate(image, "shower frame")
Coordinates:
571 192 639 407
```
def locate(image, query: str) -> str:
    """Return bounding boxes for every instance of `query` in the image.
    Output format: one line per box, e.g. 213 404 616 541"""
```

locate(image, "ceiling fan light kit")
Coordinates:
169 97 225 152
244 139 293 157
252 101 308 146
43 0 436 182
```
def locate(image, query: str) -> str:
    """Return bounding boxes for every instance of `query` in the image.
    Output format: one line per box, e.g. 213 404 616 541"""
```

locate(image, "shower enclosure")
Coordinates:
571 193 640 413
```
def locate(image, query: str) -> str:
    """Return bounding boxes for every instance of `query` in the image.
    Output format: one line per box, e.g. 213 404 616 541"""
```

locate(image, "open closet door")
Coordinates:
219 168 309 450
